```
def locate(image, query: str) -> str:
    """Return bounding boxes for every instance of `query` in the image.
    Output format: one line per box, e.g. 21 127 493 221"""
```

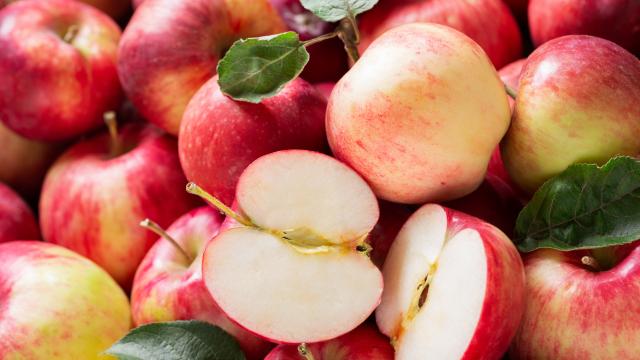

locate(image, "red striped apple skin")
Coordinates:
511 244 640 359
40 124 197 289
0 183 39 242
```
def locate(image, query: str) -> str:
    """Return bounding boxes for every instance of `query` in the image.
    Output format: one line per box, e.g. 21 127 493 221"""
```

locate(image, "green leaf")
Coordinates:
300 0 379 22
217 32 309 103
514 156 640 252
105 321 246 360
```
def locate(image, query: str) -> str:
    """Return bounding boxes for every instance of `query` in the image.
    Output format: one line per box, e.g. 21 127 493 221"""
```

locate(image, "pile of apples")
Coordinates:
1 0 639 359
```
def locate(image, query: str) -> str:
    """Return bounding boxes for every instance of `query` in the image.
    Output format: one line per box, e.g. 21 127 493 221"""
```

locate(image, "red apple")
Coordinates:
118 0 286 135
132 207 273 359
0 183 40 242
358 0 523 68
314 82 335 100
265 324 394 359
40 123 197 289
179 77 327 206
1 0 131 19
529 0 640 56
368 201 414 268
0 0 122 141
511 243 640 359
504 0 528 24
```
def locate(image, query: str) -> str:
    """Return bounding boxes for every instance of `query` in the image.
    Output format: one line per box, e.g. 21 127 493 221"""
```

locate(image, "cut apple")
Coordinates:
376 204 525 359
199 150 383 344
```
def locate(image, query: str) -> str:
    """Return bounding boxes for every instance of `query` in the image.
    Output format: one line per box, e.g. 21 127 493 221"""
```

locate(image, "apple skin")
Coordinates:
179 77 328 205
327 23 511 204
510 244 640 359
368 201 414 268
0 0 123 141
358 0 522 69
314 82 335 100
132 206 274 360
504 0 529 24
40 124 198 289
501 35 640 194
1 0 132 19
0 183 40 242
0 241 131 359
529 0 640 56
118 0 286 135
265 324 394 360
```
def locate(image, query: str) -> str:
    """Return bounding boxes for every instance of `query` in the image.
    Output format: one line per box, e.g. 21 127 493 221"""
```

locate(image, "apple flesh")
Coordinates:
118 0 286 135
501 35 640 194
132 206 273 359
0 183 40 242
201 150 383 343
327 23 511 204
377 204 525 359
0 0 122 141
265 324 394 360
40 123 197 289
179 77 327 206
0 241 131 359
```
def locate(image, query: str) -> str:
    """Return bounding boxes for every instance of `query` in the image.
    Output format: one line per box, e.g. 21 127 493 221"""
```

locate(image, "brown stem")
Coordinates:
185 182 253 227
337 18 360 64
297 344 315 360
103 111 121 157
505 84 517 100
63 25 79 43
303 31 339 48
140 218 193 263
581 255 600 271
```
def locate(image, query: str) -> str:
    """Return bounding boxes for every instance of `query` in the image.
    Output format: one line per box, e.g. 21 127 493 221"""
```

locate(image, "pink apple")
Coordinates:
0 183 39 242
511 243 640 359
265 324 394 359
358 0 522 68
0 0 122 141
179 77 327 205
0 241 131 359
118 0 286 135
368 201 414 268
132 207 273 359
327 24 511 204
314 82 335 100
529 0 640 56
40 123 197 289
377 204 525 359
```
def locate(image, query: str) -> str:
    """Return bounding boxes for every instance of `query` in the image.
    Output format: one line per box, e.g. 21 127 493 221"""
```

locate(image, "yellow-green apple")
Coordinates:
529 0 640 56
0 241 131 359
200 150 383 343
0 0 122 141
179 77 327 205
39 123 197 289
131 207 274 359
327 23 511 204
511 243 640 359
501 35 640 194
358 0 522 68
0 183 40 242
265 324 394 359
376 204 525 359
117 0 286 135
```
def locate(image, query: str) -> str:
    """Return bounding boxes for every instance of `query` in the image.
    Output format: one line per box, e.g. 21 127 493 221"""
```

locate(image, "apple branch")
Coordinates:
337 16 361 63
140 218 193 263
297 343 316 360
185 182 254 227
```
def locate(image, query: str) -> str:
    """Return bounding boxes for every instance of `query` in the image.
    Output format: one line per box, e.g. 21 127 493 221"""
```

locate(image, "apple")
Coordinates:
0 183 40 242
1 0 132 19
179 77 327 206
132 206 274 359
510 243 640 359
314 82 335 100
40 123 197 289
498 58 526 110
529 0 640 56
0 241 131 359
265 324 394 360
501 35 640 194
368 201 414 268
358 0 522 68
0 0 122 141
376 204 525 359
504 0 528 24
327 23 511 204
118 0 286 135
199 150 383 343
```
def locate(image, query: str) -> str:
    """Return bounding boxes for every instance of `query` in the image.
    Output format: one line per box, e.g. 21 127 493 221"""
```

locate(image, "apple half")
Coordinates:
376 204 525 359
199 150 383 344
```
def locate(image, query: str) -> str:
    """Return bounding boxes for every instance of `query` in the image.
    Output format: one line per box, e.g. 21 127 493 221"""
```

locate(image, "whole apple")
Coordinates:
327 23 511 204
118 0 286 135
0 241 131 359
0 0 122 141
1 0 131 19
501 35 640 194
132 207 274 359
0 183 40 242
40 123 197 289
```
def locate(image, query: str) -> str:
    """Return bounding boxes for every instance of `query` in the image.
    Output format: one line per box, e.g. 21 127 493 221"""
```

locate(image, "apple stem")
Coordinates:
297 343 315 360
337 17 360 64
103 111 122 157
581 255 600 271
303 31 338 48
63 25 80 43
140 218 194 263
185 182 253 227
505 84 517 100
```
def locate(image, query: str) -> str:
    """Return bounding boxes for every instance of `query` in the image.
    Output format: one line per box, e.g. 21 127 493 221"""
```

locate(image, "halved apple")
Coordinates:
199 150 383 344
376 204 525 359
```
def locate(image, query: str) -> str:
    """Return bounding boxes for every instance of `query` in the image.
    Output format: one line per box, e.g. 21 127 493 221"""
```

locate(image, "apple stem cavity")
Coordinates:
505 84 517 100
140 218 194 263
63 24 80 44
185 182 253 227
103 111 122 157
297 343 316 360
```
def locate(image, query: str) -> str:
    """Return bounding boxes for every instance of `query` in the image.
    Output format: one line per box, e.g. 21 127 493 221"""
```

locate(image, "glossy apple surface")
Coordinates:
0 183 39 242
